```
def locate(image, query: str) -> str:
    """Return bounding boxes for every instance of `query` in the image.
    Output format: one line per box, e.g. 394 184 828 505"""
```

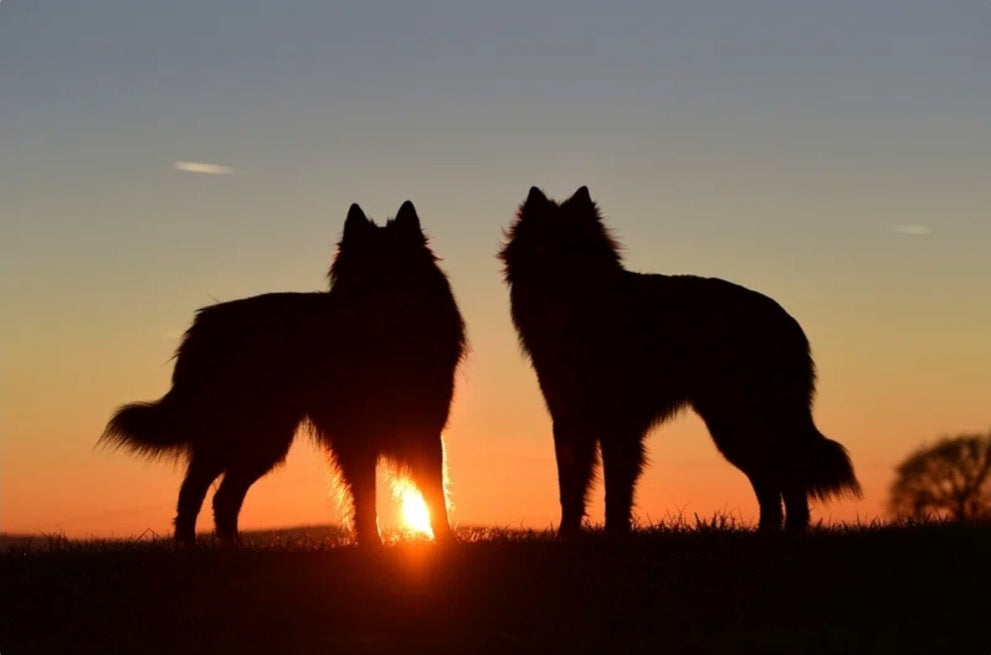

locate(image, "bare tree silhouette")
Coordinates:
888 430 991 522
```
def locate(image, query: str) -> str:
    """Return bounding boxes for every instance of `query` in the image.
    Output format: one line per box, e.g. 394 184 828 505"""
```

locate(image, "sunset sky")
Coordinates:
2 1 989 538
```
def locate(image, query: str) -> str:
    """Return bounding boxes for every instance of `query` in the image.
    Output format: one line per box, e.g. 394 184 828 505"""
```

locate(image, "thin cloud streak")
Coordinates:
173 161 234 175
887 224 933 236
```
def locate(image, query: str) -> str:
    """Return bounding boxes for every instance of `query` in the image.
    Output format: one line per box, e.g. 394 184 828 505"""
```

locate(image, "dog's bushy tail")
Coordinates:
804 431 862 501
100 392 188 459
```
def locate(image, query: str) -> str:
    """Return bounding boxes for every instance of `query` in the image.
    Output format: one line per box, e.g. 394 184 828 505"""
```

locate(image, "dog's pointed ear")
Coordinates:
568 186 593 207
343 203 372 241
565 185 600 221
388 200 427 243
392 200 425 241
524 186 549 208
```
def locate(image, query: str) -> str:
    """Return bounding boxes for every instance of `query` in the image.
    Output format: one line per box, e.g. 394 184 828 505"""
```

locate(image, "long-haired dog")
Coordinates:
500 186 860 534
102 202 466 546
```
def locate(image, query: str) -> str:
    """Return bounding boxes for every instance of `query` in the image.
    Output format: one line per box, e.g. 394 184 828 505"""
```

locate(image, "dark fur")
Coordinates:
500 186 860 534
102 202 466 546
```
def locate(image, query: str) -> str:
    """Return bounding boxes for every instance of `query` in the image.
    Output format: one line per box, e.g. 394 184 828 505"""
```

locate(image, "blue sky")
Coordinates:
1 0 989 534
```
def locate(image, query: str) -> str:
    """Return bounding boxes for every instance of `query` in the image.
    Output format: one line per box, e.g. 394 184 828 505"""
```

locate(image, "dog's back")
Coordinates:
172 292 333 407
619 273 814 407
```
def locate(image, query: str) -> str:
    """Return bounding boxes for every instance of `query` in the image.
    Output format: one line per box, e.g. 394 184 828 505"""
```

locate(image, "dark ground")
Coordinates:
1 522 988 654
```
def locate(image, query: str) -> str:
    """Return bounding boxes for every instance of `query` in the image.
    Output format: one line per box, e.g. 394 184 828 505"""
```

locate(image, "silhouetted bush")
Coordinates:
889 430 991 522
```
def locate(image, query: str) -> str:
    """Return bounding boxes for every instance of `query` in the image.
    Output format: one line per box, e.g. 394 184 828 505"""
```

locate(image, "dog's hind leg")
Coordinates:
747 473 784 532
212 424 294 545
782 484 810 532
700 411 785 532
553 420 598 538
212 463 270 546
601 431 645 535
175 451 224 546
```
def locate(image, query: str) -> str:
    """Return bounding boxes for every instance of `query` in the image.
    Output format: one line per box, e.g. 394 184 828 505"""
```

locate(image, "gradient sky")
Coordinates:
2 0 989 538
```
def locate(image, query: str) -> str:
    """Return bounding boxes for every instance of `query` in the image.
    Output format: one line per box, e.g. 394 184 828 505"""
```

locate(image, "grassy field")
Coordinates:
2 521 988 654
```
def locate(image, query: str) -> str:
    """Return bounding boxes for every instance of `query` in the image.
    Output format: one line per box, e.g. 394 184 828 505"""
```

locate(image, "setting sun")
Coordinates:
390 474 433 538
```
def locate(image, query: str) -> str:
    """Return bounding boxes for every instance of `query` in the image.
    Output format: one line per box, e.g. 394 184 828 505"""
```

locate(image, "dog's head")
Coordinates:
499 186 622 286
329 201 439 288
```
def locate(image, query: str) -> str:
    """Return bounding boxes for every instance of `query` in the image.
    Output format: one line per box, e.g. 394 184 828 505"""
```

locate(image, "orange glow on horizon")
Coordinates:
390 474 434 539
